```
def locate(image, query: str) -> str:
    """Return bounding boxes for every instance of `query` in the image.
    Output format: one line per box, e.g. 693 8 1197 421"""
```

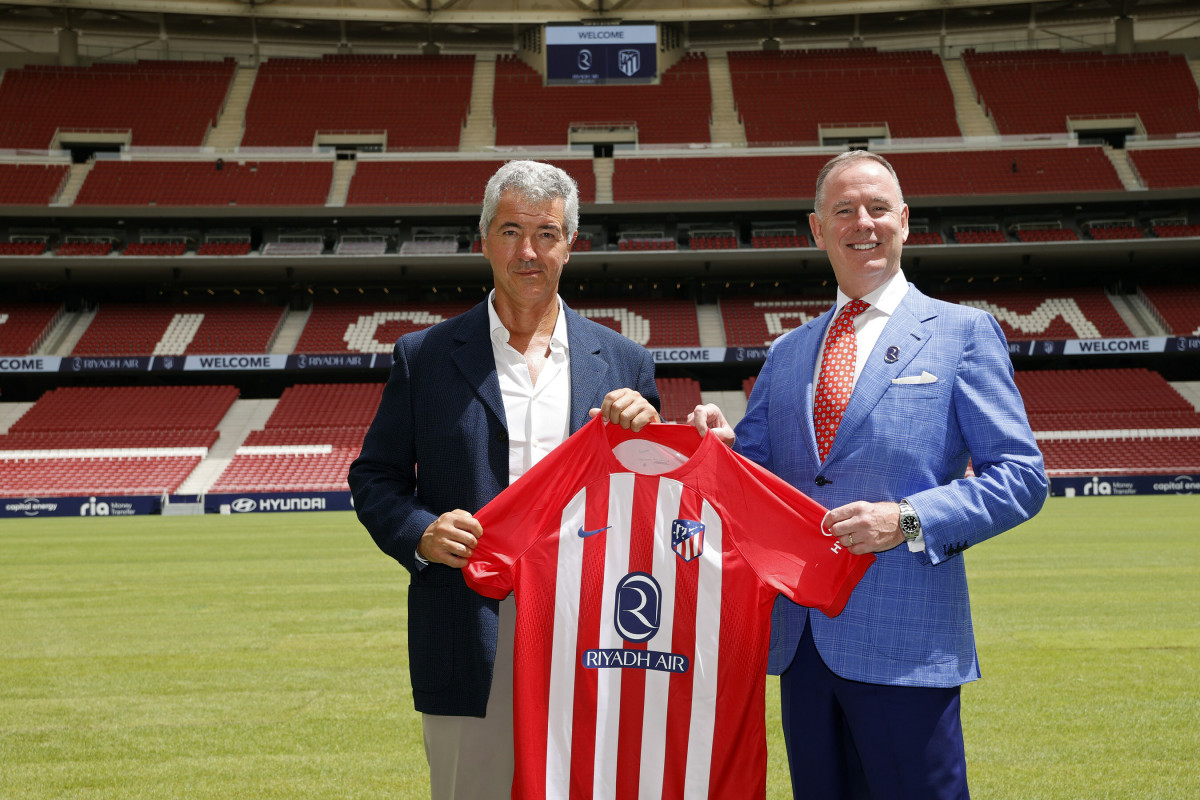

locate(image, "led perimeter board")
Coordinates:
545 24 658 85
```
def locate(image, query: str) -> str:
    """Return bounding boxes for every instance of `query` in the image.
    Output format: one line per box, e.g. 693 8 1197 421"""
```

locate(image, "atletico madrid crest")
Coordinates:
671 518 705 562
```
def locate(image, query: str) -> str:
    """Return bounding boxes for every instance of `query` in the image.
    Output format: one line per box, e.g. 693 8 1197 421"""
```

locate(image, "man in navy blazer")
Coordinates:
349 161 659 799
691 151 1047 799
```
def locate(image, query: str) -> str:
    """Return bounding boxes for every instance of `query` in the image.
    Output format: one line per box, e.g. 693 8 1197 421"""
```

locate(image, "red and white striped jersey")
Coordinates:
466 416 874 800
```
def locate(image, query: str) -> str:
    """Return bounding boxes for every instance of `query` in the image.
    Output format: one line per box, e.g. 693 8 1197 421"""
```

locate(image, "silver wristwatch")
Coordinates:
898 499 922 543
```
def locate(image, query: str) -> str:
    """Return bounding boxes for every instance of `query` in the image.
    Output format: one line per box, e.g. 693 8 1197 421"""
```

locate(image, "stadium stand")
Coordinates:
963 50 1200 136
719 287 1137 348
0 456 208 496
294 297 698 352
1127 147 1200 190
728 48 960 145
613 155 824 203
295 301 477 353
0 303 64 355
492 52 711 147
240 54 475 150
7 385 236 435
56 241 113 256
906 231 944 245
261 240 325 256
574 299 701 347
657 377 704 423
0 385 237 495
688 232 739 250
346 158 597 205
1139 285 1200 336
953 229 1007 244
209 383 382 493
887 148 1123 195
197 241 252 256
71 303 285 356
752 231 809 248
0 60 236 149
1018 368 1200 431
1085 223 1143 240
1151 222 1200 238
1015 228 1078 242
122 242 188 256
0 163 70 205
0 242 47 255
336 238 388 256
1035 438 1200 477
74 160 333 206
948 287 1132 341
611 147 1123 204
617 236 676 251
720 296 835 347
1019 369 1200 477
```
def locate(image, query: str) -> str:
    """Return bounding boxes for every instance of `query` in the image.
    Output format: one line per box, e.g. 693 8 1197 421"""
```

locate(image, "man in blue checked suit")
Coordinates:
691 151 1047 799
350 161 659 800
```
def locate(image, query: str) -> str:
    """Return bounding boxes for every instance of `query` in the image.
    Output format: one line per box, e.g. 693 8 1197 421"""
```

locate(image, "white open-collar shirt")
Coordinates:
487 290 572 483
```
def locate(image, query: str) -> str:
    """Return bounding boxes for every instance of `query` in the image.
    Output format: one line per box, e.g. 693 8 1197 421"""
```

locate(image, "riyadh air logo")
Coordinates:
577 524 610 539
618 49 640 77
614 572 661 643
582 572 689 675
671 518 705 562
577 49 592 71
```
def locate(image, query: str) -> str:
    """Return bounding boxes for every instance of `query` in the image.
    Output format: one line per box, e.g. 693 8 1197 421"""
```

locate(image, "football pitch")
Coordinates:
2 496 1197 799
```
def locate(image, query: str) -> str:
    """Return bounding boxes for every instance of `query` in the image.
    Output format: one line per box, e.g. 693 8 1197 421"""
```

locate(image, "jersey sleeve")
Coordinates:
719 447 874 616
464 417 603 600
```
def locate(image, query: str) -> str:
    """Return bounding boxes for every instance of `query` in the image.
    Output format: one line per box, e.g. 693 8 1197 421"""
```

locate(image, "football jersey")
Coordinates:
465 416 874 800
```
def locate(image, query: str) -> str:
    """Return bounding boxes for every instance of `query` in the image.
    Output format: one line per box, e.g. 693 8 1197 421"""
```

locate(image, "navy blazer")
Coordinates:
349 300 659 717
735 285 1047 687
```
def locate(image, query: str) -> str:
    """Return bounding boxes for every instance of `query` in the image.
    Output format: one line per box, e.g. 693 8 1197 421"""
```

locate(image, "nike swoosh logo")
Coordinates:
577 525 611 539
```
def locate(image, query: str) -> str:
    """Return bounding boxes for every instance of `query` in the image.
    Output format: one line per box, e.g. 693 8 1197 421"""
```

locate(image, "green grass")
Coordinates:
2 497 1197 798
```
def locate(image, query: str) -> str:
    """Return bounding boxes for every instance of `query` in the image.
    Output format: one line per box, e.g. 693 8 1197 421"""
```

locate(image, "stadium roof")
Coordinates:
1 0 1197 52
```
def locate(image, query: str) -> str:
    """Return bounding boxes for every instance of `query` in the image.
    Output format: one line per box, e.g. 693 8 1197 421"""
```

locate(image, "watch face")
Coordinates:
900 515 919 536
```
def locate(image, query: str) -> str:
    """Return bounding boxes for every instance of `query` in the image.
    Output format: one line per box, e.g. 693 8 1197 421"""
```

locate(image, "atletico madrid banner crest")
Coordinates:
671 518 705 562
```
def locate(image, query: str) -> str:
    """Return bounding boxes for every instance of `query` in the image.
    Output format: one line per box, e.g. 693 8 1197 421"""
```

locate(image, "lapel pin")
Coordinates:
884 345 900 363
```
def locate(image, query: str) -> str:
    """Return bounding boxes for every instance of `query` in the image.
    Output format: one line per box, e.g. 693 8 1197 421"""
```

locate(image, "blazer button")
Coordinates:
495 429 508 443
814 476 829 486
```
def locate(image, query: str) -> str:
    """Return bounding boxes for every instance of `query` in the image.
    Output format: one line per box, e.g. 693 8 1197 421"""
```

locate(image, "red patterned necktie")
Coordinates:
814 299 870 462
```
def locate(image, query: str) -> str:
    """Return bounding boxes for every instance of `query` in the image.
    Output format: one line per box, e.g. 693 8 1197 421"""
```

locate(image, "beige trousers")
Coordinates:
421 596 516 800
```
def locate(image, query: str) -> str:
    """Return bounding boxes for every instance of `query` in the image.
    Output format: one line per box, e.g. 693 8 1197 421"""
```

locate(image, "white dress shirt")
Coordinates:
414 293 573 569
486 290 572 482
813 270 926 552
813 268 910 389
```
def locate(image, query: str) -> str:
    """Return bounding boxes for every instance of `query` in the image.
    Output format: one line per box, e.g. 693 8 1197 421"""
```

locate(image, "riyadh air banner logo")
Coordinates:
582 571 690 675
671 518 705 562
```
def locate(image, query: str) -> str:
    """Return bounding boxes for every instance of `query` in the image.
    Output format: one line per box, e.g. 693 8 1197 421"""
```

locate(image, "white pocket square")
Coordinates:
891 371 938 385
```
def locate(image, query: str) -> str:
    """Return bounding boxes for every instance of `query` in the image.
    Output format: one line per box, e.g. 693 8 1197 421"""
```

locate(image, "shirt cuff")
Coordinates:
414 550 430 570
906 531 926 553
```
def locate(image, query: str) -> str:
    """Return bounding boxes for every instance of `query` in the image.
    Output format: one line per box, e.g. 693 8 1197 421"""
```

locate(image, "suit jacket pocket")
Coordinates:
407 584 454 693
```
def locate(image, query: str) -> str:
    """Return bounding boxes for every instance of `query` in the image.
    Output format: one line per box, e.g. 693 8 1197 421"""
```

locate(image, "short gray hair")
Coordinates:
813 151 904 218
479 160 580 240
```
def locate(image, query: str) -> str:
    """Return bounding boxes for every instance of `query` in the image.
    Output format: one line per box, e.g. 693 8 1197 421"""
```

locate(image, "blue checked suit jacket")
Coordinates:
349 300 659 717
735 284 1047 687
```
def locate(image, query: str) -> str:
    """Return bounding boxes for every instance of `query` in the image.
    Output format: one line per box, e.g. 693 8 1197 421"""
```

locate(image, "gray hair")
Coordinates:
813 151 904 218
479 160 580 241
